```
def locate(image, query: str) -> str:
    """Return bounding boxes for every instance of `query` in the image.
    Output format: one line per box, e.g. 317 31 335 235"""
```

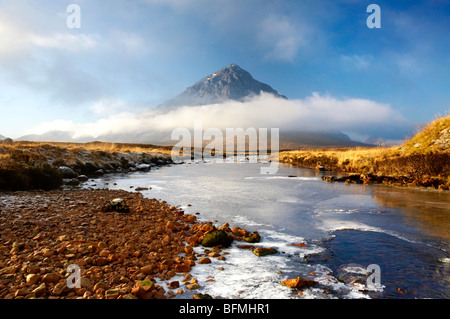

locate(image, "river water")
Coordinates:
84 161 449 299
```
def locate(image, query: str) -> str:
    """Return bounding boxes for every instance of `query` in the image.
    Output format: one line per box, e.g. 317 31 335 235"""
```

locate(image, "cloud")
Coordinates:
258 15 307 62
28 33 99 51
340 54 373 71
24 93 409 142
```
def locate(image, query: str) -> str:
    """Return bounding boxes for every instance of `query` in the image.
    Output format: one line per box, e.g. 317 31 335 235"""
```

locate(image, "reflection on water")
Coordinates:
372 186 450 242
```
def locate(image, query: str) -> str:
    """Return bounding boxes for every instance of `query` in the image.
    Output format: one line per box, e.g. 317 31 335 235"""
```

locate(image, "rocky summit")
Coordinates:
159 64 287 108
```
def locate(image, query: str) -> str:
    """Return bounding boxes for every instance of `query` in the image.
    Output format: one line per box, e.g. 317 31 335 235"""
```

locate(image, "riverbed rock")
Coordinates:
197 257 211 264
58 166 78 178
42 272 61 284
26 274 41 285
243 231 261 243
280 277 317 290
252 247 277 257
100 198 130 213
201 230 233 247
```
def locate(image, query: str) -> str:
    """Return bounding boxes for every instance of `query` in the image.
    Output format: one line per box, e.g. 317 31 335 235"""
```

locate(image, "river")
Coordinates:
83 161 449 299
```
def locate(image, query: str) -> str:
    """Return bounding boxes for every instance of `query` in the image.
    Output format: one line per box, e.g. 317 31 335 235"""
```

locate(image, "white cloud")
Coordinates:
258 15 307 62
0 15 98 55
90 98 129 116
25 93 407 141
340 54 373 71
28 33 98 51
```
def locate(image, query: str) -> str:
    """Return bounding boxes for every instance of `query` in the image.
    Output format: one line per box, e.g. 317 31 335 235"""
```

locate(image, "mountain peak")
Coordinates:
159 64 287 109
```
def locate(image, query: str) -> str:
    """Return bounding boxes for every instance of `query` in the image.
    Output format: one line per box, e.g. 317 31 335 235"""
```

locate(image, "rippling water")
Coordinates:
84 161 450 299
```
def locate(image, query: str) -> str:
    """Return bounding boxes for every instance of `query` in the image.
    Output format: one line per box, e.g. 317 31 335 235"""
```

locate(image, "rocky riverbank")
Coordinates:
0 189 254 299
0 142 173 191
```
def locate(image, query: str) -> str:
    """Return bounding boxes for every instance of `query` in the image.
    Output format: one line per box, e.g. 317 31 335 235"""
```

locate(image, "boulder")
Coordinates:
243 231 261 243
77 175 89 182
201 230 233 248
197 257 211 264
58 166 78 178
252 247 277 257
280 277 317 290
100 198 130 213
0 137 13 144
63 178 80 186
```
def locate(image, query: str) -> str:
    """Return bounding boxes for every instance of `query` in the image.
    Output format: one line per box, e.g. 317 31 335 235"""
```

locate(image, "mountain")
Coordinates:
159 64 287 109
0 134 4 139
17 64 372 149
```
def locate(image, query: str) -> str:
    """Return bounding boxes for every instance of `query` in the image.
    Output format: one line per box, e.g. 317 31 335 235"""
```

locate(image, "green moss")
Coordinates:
139 280 154 287
201 230 233 247
243 231 261 243
253 247 277 257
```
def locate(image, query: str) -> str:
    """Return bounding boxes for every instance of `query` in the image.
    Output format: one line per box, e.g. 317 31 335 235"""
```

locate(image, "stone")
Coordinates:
193 293 213 299
77 175 89 182
0 137 13 144
26 274 41 285
42 248 54 257
140 265 153 275
80 276 93 289
93 282 109 292
52 282 70 296
105 289 120 299
58 166 78 178
175 263 191 273
197 257 211 264
237 245 255 250
243 231 261 243
100 198 130 213
201 230 233 247
280 277 317 290
32 283 47 297
168 281 180 289
290 243 308 248
186 283 200 290
231 227 248 237
15 288 29 297
252 247 277 257
42 272 61 283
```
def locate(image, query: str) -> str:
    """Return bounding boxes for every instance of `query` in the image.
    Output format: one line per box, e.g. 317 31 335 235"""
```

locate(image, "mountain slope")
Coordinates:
159 64 287 109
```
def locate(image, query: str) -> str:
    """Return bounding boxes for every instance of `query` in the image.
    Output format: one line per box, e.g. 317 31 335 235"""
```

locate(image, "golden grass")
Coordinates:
7 141 173 155
280 115 450 179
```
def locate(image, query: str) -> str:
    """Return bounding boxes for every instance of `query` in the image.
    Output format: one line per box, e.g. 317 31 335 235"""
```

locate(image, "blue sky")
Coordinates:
0 0 449 142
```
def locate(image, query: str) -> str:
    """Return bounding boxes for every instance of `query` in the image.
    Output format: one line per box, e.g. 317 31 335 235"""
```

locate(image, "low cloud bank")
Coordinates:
25 92 410 143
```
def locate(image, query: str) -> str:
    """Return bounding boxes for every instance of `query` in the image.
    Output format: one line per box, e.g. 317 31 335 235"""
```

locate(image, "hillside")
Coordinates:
279 115 450 190
399 115 450 154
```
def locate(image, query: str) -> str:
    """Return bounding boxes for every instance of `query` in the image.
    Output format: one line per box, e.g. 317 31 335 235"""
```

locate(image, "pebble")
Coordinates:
0 189 247 299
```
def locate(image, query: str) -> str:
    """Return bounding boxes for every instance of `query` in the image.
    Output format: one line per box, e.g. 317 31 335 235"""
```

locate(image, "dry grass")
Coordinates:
0 141 172 191
280 115 450 181
8 141 173 155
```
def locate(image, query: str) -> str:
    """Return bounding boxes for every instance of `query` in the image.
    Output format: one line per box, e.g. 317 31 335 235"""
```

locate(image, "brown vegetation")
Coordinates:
0 141 172 191
279 115 450 190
